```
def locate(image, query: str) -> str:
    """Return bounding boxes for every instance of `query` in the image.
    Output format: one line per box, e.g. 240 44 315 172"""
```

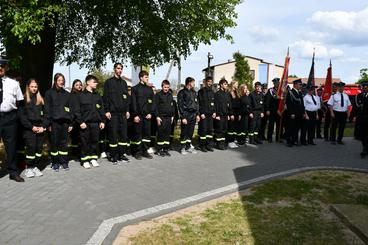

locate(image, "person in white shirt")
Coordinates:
327 82 351 144
302 85 321 145
0 56 25 182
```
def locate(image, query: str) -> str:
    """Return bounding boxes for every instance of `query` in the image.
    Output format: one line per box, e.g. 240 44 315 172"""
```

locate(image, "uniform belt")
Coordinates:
0 110 16 116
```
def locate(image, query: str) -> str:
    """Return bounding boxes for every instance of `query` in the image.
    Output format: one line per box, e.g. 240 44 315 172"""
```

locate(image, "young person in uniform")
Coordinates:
18 79 47 178
69 79 83 159
44 73 73 171
249 82 265 144
74 75 105 169
227 80 241 148
154 80 175 156
214 79 232 150
197 76 216 152
238 84 251 145
103 63 130 164
130 70 155 160
177 77 200 155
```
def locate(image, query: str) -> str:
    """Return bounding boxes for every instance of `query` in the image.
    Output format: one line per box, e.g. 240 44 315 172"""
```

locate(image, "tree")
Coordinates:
1 0 241 94
233 51 253 90
288 74 298 78
89 69 114 95
357 68 368 84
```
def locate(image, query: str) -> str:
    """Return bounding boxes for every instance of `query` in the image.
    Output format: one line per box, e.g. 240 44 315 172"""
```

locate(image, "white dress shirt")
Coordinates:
327 92 351 112
0 76 24 112
303 94 321 112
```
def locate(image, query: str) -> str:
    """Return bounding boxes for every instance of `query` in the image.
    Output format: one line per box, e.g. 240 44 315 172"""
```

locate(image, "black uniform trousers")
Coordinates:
239 114 249 144
250 112 262 138
316 109 323 138
180 117 196 149
286 114 303 144
259 114 269 140
227 116 242 143
98 128 107 154
107 113 128 158
300 118 308 144
157 117 172 151
267 112 281 142
198 115 214 146
302 111 317 143
70 122 80 157
131 116 151 154
324 109 331 140
214 116 228 145
80 123 100 163
50 120 69 165
23 129 44 168
0 111 19 176
330 111 347 142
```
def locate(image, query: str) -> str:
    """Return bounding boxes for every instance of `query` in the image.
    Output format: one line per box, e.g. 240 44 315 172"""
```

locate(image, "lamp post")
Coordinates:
207 52 214 77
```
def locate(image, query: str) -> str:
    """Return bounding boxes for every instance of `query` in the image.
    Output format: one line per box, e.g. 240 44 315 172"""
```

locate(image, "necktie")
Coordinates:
311 95 317 105
340 93 344 107
0 77 3 104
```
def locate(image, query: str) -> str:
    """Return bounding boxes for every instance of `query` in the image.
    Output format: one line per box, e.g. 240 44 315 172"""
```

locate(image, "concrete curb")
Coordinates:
86 166 368 245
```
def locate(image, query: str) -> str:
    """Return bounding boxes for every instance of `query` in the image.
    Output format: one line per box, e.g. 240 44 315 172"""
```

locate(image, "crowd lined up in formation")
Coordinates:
0 58 367 183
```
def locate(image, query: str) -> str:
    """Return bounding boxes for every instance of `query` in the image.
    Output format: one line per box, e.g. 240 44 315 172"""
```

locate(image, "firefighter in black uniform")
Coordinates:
249 82 265 144
239 84 251 145
130 70 155 160
74 75 105 169
259 83 269 141
214 79 232 150
177 77 200 155
69 79 83 160
285 79 305 147
227 80 241 148
44 73 74 171
170 95 179 149
352 82 368 158
18 79 48 178
154 80 175 157
103 63 130 164
197 76 216 152
264 78 281 143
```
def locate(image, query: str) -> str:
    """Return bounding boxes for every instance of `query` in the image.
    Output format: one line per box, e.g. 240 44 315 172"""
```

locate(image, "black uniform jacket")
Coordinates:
103 76 130 113
74 90 105 125
177 87 199 120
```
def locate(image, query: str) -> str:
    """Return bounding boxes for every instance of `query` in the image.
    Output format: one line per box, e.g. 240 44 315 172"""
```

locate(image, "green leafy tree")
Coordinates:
357 68 368 84
288 74 298 78
233 51 253 90
89 69 114 95
1 0 240 94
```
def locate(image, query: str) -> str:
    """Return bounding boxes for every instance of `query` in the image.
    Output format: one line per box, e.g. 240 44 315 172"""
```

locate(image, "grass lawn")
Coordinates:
121 171 368 245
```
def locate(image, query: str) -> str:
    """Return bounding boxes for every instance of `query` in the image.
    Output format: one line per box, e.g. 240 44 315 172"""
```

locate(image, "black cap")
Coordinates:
272 78 280 83
0 56 9 65
361 82 368 87
293 79 302 85
336 82 346 87
332 82 339 87
254 81 262 87
261 83 268 88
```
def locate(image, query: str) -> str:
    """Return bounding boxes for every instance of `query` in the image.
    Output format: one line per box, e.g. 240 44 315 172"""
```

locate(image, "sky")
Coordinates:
55 0 368 88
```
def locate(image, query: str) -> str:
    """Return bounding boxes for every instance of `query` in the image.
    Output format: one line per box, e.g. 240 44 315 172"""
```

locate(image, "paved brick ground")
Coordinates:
0 138 367 245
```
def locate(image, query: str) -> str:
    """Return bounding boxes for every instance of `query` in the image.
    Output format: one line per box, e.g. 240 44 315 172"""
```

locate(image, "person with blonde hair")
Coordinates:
18 79 48 178
227 80 240 148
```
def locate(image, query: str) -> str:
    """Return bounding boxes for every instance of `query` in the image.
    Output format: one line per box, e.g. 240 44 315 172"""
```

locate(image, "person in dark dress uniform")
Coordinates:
352 82 368 158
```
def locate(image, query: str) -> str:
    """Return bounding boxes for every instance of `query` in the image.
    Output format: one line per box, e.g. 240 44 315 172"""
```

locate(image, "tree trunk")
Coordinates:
6 24 56 95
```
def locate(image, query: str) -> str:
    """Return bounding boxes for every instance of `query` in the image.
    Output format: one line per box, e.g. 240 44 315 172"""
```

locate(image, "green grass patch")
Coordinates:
128 171 368 245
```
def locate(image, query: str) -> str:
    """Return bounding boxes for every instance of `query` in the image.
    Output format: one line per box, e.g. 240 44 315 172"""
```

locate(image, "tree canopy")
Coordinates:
233 51 254 90
1 0 240 70
357 68 368 84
